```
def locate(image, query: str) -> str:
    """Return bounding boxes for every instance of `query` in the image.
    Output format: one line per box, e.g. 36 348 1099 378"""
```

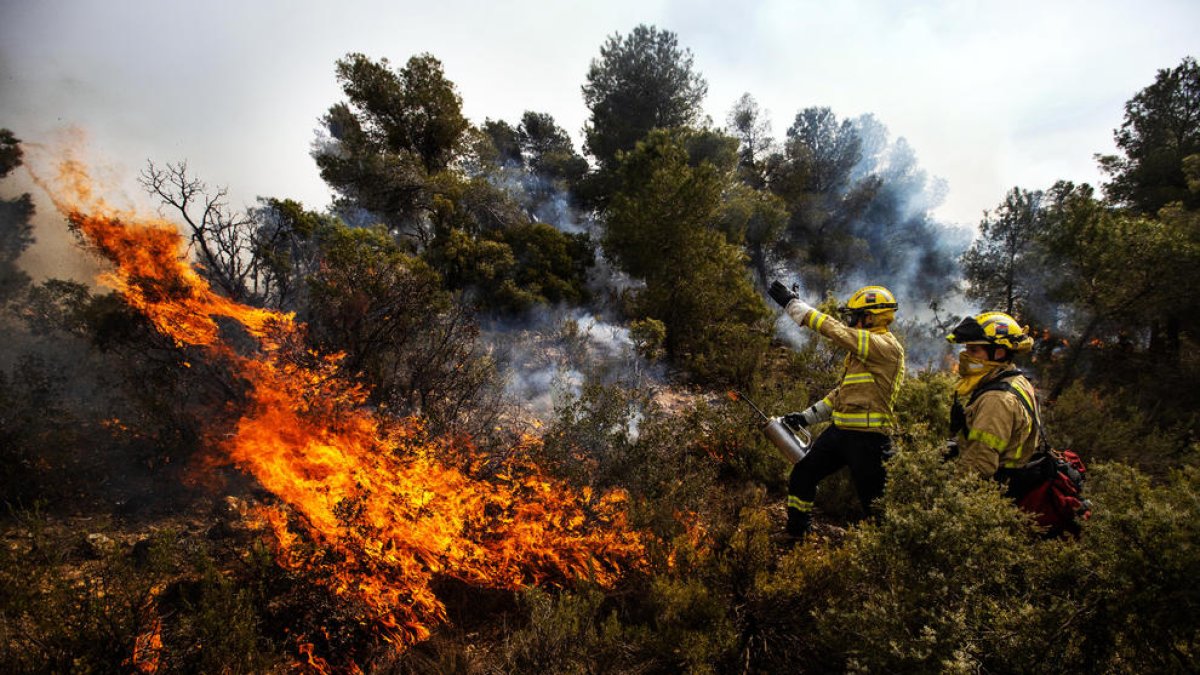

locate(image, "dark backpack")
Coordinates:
951 370 1092 537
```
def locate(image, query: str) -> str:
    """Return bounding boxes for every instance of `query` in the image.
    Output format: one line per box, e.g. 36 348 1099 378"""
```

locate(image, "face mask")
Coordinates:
958 350 988 375
955 349 1002 396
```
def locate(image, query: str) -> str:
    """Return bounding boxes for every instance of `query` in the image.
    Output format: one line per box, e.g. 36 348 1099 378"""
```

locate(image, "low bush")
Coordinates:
1047 381 1197 475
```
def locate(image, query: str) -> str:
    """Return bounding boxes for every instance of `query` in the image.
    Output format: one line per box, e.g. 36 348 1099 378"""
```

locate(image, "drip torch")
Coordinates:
733 391 812 464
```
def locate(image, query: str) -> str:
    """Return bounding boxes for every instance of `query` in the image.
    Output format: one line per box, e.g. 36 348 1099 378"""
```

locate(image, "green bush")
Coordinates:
1047 381 1196 474
1069 463 1200 671
0 516 280 673
811 441 1042 671
893 368 956 448
500 587 629 674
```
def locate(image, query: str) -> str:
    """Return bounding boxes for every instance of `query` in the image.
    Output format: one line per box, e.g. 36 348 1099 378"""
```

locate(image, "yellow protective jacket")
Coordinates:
955 371 1041 477
786 303 906 434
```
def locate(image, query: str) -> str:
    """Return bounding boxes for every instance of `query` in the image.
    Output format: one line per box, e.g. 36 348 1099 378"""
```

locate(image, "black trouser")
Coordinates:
786 425 891 536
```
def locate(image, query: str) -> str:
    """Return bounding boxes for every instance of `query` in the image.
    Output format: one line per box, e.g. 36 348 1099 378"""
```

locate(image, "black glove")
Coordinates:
768 280 798 308
783 412 808 429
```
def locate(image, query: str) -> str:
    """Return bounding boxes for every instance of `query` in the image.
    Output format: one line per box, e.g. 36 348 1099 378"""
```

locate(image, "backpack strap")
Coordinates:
964 369 1022 406
966 369 1051 454
1002 383 1049 454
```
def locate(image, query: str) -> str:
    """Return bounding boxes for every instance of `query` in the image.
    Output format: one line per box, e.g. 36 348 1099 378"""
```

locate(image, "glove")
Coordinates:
783 412 808 429
768 280 798 308
785 400 832 430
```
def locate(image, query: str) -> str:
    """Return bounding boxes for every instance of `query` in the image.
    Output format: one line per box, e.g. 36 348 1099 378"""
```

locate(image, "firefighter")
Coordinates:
945 312 1040 479
768 281 906 539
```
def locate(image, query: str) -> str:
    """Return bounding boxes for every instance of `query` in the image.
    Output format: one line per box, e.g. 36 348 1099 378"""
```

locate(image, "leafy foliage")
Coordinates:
582 25 708 170
605 130 771 385
1099 56 1200 214
961 187 1049 320
0 129 34 304
315 52 470 243
300 219 504 436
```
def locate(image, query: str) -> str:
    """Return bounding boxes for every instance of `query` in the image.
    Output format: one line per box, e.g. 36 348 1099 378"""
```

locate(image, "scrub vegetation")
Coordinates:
1 27 1196 673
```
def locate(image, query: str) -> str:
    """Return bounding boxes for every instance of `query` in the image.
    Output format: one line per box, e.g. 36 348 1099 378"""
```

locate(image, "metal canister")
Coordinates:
762 417 812 464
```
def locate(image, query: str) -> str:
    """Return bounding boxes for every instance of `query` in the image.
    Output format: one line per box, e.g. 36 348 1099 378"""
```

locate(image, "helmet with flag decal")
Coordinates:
840 285 898 327
946 312 1033 358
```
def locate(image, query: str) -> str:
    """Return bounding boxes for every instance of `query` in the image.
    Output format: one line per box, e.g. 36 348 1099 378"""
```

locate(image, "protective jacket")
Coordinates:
952 370 1041 477
786 302 906 434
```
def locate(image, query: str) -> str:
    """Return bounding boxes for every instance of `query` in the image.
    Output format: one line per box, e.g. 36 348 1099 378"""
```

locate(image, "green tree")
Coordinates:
1040 181 1192 398
314 53 471 244
605 130 770 385
497 221 591 306
582 25 708 170
481 118 523 168
726 93 776 190
961 187 1047 318
518 111 588 185
766 107 874 287
1098 56 1200 214
1097 58 1200 365
0 129 34 305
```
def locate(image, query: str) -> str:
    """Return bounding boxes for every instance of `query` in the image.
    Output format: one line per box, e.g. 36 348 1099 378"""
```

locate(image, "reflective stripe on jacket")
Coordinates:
955 372 1040 477
785 303 906 434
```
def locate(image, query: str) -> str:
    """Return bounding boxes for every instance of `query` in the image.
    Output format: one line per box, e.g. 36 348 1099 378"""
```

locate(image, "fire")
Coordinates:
124 616 162 674
42 159 647 660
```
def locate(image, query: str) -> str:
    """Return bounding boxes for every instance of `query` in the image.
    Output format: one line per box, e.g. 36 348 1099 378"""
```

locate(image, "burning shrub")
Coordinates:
31 159 650 669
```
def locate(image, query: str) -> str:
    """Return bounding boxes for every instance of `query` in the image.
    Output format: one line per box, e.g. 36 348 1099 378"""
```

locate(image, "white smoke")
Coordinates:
484 305 663 422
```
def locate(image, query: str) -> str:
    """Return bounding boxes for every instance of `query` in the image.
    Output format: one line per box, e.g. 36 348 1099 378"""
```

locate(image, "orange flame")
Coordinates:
43 158 646 659
125 617 162 674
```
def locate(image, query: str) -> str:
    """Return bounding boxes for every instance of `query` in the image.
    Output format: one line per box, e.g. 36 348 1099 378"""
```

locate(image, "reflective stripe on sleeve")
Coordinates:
967 427 1007 452
1010 386 1035 463
889 351 906 409
806 311 829 331
787 496 813 512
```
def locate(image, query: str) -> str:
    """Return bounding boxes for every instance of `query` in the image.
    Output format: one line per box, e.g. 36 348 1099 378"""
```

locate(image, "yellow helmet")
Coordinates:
946 312 1033 352
840 285 897 326
841 285 898 313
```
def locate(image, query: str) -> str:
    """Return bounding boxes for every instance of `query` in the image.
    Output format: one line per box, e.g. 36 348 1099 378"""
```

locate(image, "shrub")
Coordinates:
1047 381 1196 475
0 516 280 673
499 587 617 674
1069 462 1200 671
811 440 1042 671
893 368 956 449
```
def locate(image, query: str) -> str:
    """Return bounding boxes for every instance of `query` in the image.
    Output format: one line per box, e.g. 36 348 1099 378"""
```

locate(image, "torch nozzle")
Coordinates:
733 390 771 421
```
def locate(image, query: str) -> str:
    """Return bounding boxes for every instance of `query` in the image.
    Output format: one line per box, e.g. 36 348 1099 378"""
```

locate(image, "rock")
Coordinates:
84 533 117 558
212 496 248 522
206 520 237 540
130 538 155 568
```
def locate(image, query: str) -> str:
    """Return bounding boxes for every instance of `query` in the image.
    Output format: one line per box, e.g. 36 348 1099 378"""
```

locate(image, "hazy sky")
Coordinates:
2 0 1197 228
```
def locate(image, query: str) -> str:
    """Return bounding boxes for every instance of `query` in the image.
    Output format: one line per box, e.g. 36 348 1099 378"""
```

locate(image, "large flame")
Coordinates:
41 158 646 658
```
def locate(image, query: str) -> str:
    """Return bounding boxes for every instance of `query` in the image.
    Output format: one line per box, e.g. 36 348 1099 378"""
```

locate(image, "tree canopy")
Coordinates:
582 25 708 170
1099 56 1200 214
